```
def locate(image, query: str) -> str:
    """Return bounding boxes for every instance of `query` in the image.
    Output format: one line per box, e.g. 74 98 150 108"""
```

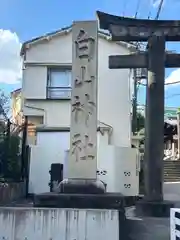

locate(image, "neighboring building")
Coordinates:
21 26 135 147
137 105 178 120
11 88 22 125
20 26 137 194
11 88 38 141
136 105 179 160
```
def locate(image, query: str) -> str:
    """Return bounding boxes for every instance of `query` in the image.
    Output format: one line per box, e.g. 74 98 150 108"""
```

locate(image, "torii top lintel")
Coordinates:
96 11 180 42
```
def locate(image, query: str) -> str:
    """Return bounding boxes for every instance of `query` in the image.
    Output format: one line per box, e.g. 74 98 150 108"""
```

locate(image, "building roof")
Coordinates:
137 105 179 119
11 88 21 97
20 25 137 56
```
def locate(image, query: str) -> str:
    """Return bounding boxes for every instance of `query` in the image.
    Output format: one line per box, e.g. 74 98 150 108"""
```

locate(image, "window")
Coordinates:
47 68 71 99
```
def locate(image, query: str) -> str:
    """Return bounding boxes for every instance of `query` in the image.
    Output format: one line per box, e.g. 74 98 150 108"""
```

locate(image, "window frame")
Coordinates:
46 66 72 100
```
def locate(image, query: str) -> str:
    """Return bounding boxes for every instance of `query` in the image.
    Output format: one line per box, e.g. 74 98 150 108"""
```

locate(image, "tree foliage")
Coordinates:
0 90 21 181
136 112 145 132
0 89 9 119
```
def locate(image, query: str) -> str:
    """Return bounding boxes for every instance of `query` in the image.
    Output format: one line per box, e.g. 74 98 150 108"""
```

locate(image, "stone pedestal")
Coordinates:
33 193 127 240
34 192 124 209
135 199 174 217
58 179 105 194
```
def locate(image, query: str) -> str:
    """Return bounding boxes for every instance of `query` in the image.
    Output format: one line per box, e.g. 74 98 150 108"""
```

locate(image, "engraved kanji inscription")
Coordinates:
71 134 94 161
72 95 84 122
75 29 95 61
71 133 82 162
85 93 96 126
69 21 97 178
75 66 95 87
83 134 95 160
75 66 86 87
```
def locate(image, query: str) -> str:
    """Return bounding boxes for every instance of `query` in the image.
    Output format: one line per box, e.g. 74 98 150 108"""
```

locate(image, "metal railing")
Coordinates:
47 87 71 99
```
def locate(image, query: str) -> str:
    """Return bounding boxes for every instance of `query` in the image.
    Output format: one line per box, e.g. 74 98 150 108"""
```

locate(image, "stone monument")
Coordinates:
34 20 127 215
59 21 105 194
33 21 132 240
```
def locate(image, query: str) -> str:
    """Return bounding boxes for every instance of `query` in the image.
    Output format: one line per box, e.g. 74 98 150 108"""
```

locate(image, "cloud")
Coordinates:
0 29 22 84
165 69 180 87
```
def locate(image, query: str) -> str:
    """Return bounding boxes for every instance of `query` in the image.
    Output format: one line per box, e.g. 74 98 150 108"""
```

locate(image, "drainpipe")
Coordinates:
177 109 180 159
98 121 113 144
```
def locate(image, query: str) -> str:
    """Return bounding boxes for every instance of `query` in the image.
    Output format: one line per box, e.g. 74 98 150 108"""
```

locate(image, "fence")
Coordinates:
0 181 26 205
170 208 180 239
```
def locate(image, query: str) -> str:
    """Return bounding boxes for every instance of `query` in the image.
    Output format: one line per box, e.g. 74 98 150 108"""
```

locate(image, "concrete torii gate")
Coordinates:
97 11 180 216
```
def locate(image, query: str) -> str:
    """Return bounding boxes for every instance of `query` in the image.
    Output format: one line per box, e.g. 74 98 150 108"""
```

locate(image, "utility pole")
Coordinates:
132 69 137 134
132 67 147 134
177 109 180 159
144 35 165 202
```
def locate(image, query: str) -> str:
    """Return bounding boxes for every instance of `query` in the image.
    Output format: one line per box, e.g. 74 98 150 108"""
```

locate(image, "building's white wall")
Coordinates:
29 131 109 194
29 131 139 195
98 38 131 147
23 66 47 99
23 32 132 147
24 100 70 127
25 33 72 63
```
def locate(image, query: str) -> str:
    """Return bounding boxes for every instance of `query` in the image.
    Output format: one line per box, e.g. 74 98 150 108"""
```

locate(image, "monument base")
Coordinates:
135 199 174 217
34 192 125 209
58 179 106 194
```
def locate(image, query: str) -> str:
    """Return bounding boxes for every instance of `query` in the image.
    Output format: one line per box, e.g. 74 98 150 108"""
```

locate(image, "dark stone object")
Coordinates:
0 182 25 206
33 193 141 240
33 192 126 209
136 199 174 217
58 179 106 194
34 193 128 239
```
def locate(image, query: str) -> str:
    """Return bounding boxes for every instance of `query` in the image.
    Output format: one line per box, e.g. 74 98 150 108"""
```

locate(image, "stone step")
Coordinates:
164 176 180 179
164 179 180 182
164 170 180 172
164 174 180 177
164 164 180 166
164 172 180 174
164 163 180 166
164 168 180 170
164 166 180 168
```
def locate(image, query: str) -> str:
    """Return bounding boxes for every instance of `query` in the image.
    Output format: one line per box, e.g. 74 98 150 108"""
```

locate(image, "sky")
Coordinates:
1 0 180 107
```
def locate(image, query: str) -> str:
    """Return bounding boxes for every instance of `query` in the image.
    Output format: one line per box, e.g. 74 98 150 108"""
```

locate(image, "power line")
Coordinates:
139 80 180 86
165 93 180 99
134 0 142 18
122 0 127 16
155 0 164 20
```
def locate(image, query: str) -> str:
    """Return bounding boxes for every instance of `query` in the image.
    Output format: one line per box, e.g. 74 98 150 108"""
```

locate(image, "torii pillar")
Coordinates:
144 35 165 202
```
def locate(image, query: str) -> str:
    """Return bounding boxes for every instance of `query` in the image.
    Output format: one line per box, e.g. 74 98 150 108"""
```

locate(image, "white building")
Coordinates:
21 26 138 195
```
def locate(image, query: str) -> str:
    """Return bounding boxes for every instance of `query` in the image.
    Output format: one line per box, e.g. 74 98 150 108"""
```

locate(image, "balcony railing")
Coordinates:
47 87 71 99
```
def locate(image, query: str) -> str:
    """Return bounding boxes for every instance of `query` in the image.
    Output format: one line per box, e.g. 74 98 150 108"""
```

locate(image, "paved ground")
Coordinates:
164 182 180 206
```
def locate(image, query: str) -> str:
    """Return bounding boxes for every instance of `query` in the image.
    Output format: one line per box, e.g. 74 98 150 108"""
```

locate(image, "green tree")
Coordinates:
0 90 21 180
136 112 145 132
0 89 9 120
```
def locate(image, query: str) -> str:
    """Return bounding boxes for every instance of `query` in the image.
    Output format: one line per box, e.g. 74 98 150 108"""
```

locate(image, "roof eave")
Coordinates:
20 25 72 56
20 24 137 56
